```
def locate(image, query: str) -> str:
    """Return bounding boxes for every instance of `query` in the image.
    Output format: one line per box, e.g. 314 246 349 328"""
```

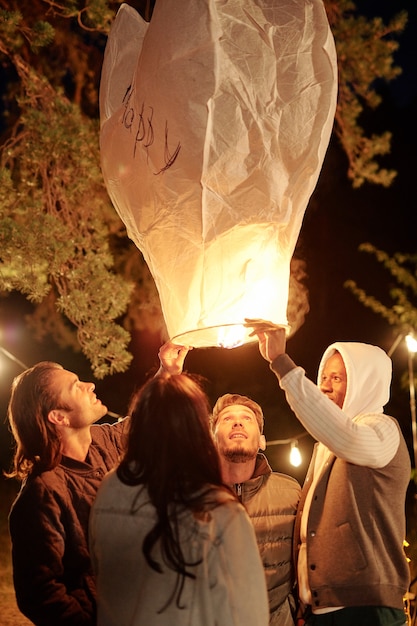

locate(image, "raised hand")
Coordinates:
157 341 191 375
244 318 287 363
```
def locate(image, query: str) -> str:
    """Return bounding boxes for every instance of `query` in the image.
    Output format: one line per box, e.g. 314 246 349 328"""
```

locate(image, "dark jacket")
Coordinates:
9 420 128 626
232 453 301 625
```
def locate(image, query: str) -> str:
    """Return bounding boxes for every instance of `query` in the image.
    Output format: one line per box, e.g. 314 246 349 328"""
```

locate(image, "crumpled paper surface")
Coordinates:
100 0 337 347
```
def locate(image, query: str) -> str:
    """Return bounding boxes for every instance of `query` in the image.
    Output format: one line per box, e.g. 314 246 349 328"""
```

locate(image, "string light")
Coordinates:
405 334 417 354
289 441 302 467
0 345 28 370
405 333 417 471
267 431 309 467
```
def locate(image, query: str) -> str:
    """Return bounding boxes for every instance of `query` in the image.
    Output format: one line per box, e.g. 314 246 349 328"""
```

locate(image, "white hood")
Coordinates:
317 342 392 419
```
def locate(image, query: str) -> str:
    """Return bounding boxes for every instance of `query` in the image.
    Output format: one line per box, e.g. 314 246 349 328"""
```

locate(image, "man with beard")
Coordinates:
211 394 301 626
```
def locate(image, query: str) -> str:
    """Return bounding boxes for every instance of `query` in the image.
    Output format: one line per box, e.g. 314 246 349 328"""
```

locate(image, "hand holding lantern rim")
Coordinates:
157 341 192 376
244 318 288 364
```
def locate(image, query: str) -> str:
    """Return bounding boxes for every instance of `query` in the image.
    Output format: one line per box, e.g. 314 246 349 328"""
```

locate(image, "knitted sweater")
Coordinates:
296 437 410 610
271 342 410 612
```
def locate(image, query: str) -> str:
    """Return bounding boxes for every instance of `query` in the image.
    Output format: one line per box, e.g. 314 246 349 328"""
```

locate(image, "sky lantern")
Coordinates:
99 0 337 348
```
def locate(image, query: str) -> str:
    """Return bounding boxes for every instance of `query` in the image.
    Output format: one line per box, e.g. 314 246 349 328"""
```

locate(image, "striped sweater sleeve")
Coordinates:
270 354 399 468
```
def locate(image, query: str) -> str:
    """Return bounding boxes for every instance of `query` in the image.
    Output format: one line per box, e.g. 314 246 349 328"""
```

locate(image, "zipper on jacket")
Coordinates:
234 483 242 501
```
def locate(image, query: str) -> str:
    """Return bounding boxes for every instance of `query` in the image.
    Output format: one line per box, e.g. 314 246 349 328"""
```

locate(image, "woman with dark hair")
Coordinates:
89 373 269 626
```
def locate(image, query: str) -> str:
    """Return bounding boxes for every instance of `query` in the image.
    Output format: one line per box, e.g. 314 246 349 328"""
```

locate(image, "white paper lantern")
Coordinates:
100 0 337 347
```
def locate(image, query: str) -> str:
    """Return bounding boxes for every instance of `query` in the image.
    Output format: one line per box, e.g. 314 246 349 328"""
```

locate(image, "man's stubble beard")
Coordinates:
222 444 258 464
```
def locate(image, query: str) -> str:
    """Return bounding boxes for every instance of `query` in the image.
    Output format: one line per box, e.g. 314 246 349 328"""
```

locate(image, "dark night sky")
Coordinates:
0 0 416 487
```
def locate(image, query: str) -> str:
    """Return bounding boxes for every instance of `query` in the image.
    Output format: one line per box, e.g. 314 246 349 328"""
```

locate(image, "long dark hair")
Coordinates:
117 373 234 609
6 362 65 479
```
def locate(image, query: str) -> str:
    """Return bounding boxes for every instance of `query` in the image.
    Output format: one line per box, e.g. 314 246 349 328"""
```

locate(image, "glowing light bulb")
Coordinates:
217 325 246 349
290 441 302 467
406 334 417 354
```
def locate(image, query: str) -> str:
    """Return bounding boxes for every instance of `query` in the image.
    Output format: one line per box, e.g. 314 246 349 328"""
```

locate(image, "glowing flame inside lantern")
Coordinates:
218 326 246 349
99 1 338 348
173 324 247 350
141 224 295 347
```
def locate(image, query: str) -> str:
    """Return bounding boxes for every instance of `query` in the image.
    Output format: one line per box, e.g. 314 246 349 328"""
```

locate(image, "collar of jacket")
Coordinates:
232 452 272 500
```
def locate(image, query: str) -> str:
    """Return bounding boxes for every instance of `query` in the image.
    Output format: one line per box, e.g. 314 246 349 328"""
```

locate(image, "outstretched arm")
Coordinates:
156 341 191 376
245 320 400 468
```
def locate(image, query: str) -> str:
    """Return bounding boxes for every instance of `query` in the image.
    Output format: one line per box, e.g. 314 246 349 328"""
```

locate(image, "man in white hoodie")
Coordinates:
250 323 410 626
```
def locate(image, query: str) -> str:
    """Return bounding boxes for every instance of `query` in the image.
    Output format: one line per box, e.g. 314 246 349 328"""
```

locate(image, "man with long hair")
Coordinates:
8 361 126 626
89 373 269 625
6 361 129 625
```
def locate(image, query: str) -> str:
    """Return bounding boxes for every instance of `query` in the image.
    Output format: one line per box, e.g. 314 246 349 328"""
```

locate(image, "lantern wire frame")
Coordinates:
172 322 291 349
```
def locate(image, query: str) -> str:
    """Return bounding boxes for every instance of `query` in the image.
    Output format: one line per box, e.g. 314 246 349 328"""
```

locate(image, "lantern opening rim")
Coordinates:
172 322 290 349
